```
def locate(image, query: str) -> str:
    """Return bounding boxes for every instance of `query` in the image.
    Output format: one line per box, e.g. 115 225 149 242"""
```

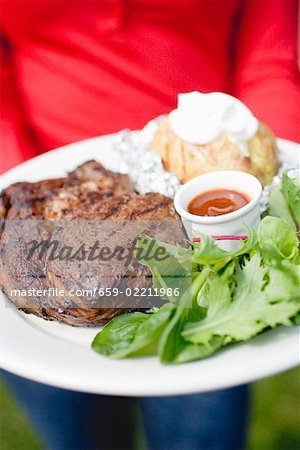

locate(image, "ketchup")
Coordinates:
188 189 249 217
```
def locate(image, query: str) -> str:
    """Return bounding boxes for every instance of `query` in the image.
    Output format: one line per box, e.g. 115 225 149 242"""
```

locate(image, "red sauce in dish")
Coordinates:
188 189 250 217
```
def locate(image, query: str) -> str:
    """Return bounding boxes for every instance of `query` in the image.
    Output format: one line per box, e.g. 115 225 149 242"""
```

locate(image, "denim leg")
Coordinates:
139 385 250 450
1 370 135 450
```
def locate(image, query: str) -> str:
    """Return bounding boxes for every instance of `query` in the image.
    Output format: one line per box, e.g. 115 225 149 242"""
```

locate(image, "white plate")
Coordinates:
0 135 299 396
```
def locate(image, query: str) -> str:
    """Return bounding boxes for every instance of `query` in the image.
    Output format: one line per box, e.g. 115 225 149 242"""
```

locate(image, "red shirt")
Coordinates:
1 0 299 174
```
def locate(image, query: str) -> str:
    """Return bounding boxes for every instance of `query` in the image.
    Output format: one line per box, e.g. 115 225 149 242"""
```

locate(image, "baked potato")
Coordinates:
151 118 280 186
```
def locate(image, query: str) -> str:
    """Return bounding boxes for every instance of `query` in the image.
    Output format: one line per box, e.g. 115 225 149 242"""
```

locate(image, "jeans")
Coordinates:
1 370 249 450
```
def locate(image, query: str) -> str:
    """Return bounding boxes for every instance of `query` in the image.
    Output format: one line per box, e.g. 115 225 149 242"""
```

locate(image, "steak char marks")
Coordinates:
0 161 183 326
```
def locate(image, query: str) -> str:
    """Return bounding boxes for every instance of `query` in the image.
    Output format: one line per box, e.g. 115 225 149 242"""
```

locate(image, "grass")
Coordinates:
0 381 43 450
0 368 299 450
247 367 300 450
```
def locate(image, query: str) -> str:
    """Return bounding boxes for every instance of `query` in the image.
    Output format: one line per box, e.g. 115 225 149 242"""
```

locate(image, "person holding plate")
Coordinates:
1 0 299 449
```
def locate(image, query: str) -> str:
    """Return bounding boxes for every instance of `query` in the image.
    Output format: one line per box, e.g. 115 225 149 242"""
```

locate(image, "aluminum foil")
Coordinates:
113 116 292 212
113 116 180 198
259 159 289 212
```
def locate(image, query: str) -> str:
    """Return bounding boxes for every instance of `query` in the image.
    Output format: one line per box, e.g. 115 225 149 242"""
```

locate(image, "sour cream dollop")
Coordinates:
169 92 258 148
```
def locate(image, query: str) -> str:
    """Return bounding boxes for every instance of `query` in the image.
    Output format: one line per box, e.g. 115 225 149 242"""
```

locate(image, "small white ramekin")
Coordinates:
174 171 262 251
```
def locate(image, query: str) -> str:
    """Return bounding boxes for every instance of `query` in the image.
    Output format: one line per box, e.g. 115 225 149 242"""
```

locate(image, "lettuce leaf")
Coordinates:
258 216 299 263
92 306 173 358
182 253 300 345
281 172 300 229
92 190 300 364
268 185 295 228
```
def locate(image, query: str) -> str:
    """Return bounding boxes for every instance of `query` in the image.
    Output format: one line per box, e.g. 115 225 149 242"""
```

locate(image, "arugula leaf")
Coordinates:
191 234 229 265
136 235 192 302
232 227 258 257
190 228 258 270
281 172 300 229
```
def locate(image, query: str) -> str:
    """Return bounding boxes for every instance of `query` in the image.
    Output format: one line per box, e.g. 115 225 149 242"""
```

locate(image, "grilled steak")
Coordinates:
0 161 184 326
0 160 134 221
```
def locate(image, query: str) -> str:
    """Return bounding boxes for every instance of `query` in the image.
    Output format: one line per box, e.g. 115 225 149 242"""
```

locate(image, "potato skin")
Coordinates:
151 119 280 186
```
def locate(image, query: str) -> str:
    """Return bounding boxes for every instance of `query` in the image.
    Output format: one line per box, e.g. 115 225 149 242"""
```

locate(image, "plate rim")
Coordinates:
0 133 299 396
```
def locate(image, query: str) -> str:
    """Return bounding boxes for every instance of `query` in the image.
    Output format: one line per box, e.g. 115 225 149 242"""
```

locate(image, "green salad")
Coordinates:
92 172 300 364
